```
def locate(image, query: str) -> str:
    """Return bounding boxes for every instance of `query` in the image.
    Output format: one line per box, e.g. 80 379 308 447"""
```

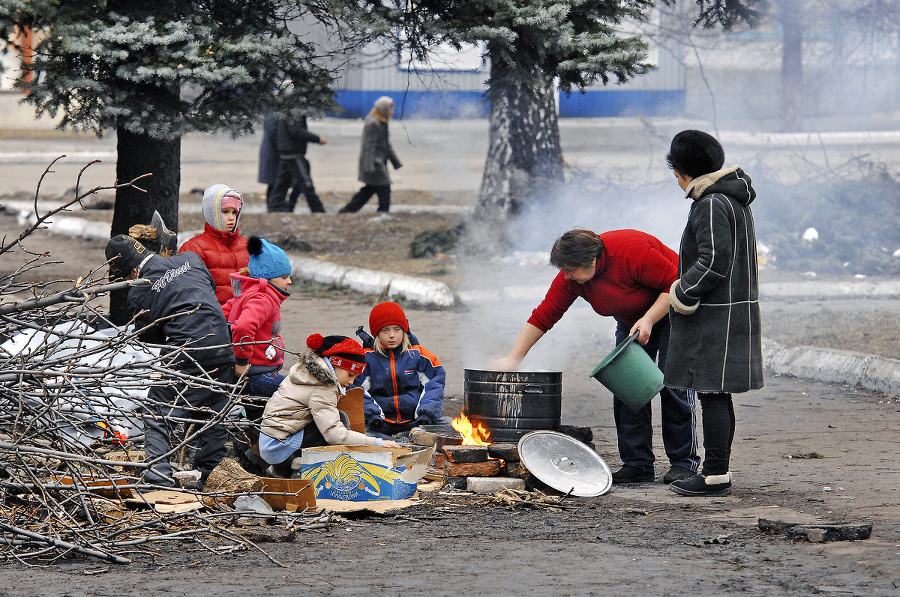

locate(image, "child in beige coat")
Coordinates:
259 333 399 477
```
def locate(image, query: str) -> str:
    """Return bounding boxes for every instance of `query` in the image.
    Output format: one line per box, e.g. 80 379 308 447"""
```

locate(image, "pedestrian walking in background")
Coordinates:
339 96 402 213
259 114 301 212
269 114 327 213
664 130 764 498
178 184 249 306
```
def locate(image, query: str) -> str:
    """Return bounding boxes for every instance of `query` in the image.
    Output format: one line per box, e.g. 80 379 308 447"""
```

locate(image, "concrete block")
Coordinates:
387 274 455 307
467 477 526 493
343 267 392 295
860 356 900 396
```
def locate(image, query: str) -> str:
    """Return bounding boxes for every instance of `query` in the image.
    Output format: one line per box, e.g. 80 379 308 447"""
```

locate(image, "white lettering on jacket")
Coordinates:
151 261 191 292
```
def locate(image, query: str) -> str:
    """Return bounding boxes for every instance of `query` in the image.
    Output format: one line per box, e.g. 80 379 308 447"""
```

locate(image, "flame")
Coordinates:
451 412 491 445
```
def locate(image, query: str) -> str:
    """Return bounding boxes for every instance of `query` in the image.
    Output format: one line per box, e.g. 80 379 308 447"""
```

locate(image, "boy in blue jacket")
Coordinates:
351 302 446 436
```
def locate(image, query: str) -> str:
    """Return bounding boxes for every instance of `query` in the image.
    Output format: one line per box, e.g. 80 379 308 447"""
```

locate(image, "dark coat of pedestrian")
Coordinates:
106 235 236 490
269 116 327 213
259 115 302 211
664 129 764 499
339 97 402 213
258 115 279 188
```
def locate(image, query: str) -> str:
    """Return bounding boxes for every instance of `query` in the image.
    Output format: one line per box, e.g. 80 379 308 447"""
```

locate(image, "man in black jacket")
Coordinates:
106 235 236 489
268 116 327 213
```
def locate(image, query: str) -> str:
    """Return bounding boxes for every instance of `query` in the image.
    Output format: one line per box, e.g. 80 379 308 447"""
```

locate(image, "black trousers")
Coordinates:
142 366 233 485
697 392 735 476
269 155 325 213
339 184 391 213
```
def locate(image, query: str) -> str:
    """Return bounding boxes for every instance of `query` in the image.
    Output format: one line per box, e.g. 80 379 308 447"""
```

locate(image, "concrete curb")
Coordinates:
8 207 458 308
762 339 900 397
15 209 111 242
289 256 456 307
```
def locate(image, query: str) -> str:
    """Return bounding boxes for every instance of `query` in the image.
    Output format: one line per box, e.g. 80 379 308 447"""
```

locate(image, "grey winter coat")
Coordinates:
357 113 401 186
666 165 764 393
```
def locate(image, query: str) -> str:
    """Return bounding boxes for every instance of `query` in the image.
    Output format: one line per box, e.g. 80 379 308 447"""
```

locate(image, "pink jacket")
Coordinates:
222 273 288 369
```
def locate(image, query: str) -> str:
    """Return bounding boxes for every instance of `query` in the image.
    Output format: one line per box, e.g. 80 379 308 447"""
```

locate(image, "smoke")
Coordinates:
455 167 692 379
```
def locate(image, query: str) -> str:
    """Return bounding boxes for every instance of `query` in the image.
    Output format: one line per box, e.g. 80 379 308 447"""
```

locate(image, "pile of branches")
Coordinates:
0 161 324 566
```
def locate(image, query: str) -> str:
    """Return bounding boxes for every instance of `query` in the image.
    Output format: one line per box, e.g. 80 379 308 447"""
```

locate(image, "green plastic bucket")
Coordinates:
590 332 664 412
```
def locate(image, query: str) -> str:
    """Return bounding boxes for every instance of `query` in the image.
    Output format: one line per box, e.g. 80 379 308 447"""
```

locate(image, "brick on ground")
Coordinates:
444 459 501 477
443 445 489 463
487 443 519 461
467 477 526 493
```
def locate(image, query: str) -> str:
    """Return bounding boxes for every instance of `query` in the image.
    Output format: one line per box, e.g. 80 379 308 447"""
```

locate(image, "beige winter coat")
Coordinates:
260 350 378 446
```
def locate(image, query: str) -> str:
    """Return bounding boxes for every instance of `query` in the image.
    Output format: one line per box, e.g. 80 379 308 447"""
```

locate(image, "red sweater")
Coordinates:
528 229 678 331
178 224 249 306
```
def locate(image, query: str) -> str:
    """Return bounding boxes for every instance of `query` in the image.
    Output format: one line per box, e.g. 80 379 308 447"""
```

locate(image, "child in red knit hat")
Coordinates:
259 333 399 478
351 302 446 436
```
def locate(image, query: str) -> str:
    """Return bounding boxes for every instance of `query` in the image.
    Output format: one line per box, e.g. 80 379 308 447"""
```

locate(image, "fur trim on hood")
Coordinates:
293 349 339 387
685 165 756 206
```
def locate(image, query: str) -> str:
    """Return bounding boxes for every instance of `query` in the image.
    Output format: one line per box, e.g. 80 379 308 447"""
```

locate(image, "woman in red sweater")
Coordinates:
493 228 699 485
178 184 249 306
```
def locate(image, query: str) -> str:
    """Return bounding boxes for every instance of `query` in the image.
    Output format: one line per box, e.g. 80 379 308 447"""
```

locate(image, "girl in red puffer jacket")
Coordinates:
178 184 249 306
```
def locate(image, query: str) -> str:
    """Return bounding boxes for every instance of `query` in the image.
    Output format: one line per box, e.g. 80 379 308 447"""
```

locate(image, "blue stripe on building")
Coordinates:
331 89 684 119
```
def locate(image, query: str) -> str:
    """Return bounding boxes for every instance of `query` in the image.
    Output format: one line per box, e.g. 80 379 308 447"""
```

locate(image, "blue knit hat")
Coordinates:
247 236 291 279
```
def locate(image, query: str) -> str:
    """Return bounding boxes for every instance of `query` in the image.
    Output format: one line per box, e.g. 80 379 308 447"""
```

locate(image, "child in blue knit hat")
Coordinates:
222 236 293 474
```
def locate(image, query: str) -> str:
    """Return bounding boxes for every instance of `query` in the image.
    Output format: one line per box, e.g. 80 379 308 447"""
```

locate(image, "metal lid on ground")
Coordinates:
517 430 612 497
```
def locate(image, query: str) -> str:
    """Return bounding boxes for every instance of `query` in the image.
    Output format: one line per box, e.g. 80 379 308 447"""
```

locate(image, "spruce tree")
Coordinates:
0 0 387 322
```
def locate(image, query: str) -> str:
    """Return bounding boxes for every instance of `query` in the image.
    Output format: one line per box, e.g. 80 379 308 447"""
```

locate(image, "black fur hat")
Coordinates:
666 130 725 178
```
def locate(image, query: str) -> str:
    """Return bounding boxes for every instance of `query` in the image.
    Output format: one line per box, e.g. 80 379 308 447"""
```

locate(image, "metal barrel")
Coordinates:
463 369 562 443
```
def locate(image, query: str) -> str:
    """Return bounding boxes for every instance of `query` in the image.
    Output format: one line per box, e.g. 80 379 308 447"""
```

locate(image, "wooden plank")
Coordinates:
337 387 366 433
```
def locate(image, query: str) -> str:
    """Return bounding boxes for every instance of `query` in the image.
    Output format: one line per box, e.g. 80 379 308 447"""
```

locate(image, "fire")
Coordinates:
451 412 491 445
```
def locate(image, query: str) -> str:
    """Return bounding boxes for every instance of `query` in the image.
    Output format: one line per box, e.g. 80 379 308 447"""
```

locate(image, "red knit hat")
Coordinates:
368 301 409 335
307 334 367 374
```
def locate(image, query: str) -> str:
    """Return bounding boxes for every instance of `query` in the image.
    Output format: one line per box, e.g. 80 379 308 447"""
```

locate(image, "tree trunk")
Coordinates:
108 127 181 325
779 0 803 131
476 43 564 220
